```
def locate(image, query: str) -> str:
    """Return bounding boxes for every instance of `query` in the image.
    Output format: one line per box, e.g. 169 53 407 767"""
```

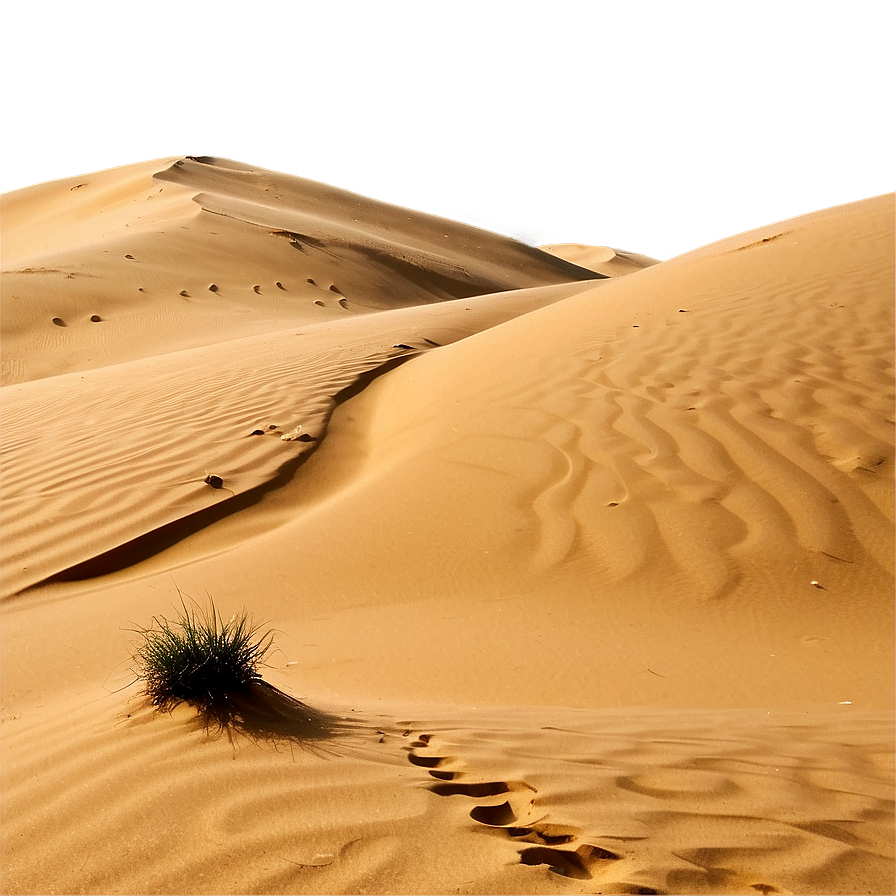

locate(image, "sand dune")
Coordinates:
1 156 604 596
1 156 602 383
1 159 893 895
541 243 660 276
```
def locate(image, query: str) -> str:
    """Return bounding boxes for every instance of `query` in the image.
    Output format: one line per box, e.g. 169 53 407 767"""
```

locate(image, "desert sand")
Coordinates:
1 157 893 895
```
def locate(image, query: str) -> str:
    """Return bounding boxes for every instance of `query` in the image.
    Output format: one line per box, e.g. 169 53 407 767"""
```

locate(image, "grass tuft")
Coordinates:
129 596 345 747
131 598 274 714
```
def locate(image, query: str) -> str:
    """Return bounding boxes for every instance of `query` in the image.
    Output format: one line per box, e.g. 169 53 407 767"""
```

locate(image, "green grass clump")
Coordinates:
132 599 274 714
130 596 346 747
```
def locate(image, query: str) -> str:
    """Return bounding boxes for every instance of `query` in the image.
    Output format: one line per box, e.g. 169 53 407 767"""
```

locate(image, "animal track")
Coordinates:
405 732 628 883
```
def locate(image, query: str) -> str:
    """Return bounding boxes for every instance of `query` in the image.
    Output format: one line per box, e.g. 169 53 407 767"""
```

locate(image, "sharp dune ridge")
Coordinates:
1 157 893 895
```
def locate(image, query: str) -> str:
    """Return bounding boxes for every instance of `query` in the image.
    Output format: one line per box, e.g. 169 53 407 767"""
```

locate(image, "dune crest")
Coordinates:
1 156 603 384
541 242 661 275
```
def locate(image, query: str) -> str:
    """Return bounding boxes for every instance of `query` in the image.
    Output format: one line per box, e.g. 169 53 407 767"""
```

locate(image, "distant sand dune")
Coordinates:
541 242 661 275
1 156 603 385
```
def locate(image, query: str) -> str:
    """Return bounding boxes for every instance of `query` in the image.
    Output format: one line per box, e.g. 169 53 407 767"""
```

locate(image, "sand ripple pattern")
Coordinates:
1 701 892 894
414 209 895 604
0 325 412 597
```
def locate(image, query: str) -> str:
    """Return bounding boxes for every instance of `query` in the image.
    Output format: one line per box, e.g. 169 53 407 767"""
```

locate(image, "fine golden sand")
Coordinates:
1 158 893 895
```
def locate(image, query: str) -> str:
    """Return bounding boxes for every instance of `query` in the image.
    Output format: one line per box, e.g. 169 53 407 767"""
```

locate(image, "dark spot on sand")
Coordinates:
125 254 135 260
208 284 218 292
204 474 225 489
180 290 190 297
329 285 341 294
89 314 102 322
314 300 325 307
52 317 67 327
276 281 286 290
253 285 262 294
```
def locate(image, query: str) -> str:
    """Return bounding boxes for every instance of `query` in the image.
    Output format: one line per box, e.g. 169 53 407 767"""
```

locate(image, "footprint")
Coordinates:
518 843 620 880
407 752 449 769
428 781 512 798
405 734 622 883
506 824 579 845
471 801 518 826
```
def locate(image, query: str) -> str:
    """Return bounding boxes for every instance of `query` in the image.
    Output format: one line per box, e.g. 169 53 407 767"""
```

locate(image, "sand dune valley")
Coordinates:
1 157 893 895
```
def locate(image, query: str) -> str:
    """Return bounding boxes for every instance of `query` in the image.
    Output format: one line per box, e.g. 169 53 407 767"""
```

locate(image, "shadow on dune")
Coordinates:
183 680 354 750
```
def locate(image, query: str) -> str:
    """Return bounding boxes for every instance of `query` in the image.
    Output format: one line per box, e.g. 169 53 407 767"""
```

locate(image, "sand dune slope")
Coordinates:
141 194 892 711
1 157 606 596
1 696 892 895
1 156 603 383
0 278 599 598
349 195 895 594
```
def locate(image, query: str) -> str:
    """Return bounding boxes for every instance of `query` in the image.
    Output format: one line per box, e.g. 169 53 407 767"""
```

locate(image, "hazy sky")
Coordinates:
2 2 892 259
